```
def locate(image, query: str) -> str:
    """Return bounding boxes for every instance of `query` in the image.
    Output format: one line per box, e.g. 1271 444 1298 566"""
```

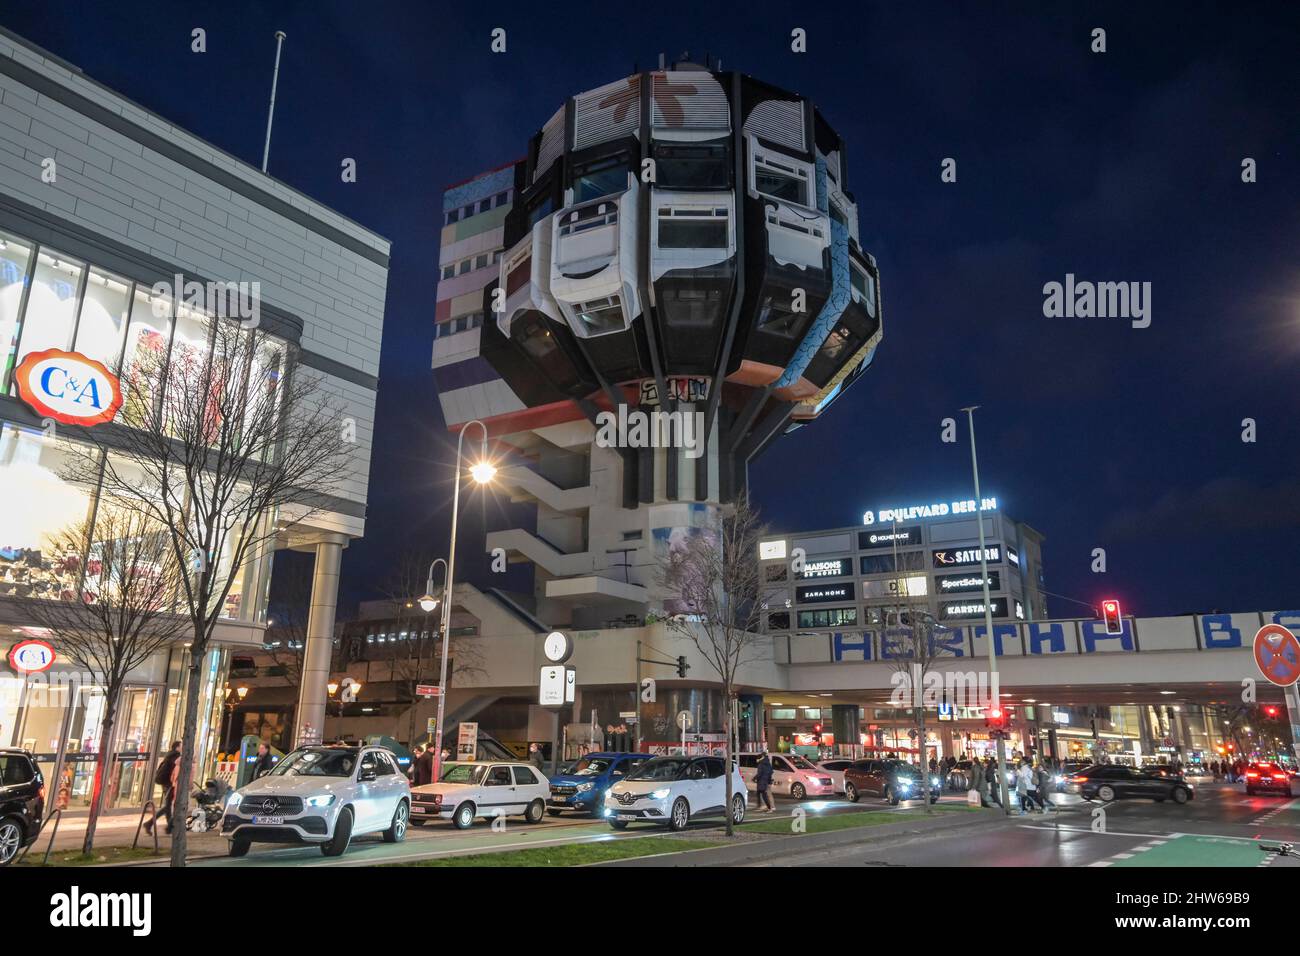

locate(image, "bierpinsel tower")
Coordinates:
432 56 883 628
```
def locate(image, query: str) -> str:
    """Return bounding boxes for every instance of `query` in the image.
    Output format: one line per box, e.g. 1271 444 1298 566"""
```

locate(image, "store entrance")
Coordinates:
105 685 163 810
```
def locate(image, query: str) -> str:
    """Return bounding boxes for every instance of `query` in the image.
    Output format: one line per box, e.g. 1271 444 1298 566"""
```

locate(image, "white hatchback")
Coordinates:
223 745 410 857
605 754 747 831
737 752 836 798
410 761 550 828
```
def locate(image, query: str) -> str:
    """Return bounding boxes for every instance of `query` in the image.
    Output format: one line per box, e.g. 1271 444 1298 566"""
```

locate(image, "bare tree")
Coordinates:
655 495 771 836
69 312 353 866
22 509 190 853
882 586 956 813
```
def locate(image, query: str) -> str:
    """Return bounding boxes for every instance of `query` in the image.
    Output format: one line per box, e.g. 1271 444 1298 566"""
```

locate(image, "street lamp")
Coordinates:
419 557 448 757
960 405 1010 815
430 419 496 785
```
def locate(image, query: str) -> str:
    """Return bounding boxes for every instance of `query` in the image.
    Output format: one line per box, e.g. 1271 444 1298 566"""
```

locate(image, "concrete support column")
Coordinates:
1285 683 1300 765
293 533 348 746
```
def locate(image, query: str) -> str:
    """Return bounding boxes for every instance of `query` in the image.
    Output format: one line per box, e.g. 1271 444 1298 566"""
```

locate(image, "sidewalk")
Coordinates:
23 810 227 860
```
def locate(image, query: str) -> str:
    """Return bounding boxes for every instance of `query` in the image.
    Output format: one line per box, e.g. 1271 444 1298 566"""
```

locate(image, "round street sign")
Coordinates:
676 710 693 730
1253 624 1300 687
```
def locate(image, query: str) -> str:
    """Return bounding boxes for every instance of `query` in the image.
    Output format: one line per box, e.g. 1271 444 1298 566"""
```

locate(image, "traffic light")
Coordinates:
1101 599 1123 635
812 722 823 742
1264 705 1280 718
984 707 1007 734
676 655 689 678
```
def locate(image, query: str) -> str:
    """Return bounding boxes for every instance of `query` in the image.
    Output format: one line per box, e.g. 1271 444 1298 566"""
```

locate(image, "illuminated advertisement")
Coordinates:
940 597 1009 620
859 527 921 549
931 545 1002 568
862 576 928 598
936 570 1001 593
863 496 997 525
799 557 852 579
797 583 855 604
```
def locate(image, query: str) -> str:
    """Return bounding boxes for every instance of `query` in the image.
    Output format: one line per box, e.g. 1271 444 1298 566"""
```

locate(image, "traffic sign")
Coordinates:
416 684 440 698
1253 624 1300 687
676 710 693 730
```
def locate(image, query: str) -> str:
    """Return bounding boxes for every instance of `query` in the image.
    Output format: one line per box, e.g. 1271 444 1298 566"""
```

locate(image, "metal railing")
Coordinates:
132 799 159 853
16 807 63 866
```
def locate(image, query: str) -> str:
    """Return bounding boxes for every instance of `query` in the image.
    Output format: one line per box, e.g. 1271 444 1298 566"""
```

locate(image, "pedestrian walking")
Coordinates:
984 757 1002 807
413 744 435 786
1015 760 1036 814
407 744 425 781
250 743 275 780
754 752 775 812
145 740 181 836
529 742 544 770
1035 760 1054 810
971 756 989 806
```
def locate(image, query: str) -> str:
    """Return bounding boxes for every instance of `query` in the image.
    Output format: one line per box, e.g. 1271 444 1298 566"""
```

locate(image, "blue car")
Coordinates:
546 752 652 817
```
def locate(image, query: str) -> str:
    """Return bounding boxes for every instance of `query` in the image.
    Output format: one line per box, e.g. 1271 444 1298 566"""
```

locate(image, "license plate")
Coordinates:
414 805 436 814
552 795 569 803
251 815 283 825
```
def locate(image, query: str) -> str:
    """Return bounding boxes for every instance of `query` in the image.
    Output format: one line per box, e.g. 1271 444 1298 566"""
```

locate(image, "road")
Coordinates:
178 779 1299 867
751 781 1300 868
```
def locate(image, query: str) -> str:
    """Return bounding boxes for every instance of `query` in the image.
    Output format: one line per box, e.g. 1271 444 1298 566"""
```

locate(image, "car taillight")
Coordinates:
1068 776 1086 783
1272 774 1288 780
1246 772 1260 779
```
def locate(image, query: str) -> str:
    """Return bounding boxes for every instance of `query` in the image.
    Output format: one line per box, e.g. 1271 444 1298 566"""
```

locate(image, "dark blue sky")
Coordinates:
8 1 1300 618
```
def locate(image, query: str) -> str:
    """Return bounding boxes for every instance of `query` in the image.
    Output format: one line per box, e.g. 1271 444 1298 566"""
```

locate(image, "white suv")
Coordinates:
410 761 550 828
605 755 747 831
737 752 836 798
223 745 410 857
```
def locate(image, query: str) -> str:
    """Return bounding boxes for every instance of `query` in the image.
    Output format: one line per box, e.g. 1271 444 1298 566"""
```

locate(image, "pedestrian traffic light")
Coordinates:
812 723 823 741
985 707 1007 733
1264 705 1279 718
1101 599 1122 635
676 655 689 678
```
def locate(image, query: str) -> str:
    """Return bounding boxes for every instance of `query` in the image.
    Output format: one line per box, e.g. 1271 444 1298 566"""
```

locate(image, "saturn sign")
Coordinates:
14 348 124 427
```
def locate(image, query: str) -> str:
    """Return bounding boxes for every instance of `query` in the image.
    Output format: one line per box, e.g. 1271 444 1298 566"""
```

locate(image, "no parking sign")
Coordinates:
1253 624 1300 687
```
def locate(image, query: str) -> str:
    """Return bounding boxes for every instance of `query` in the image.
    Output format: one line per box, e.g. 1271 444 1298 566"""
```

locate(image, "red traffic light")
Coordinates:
989 708 1003 720
1101 599 1123 635
1264 706 1279 718
813 723 822 733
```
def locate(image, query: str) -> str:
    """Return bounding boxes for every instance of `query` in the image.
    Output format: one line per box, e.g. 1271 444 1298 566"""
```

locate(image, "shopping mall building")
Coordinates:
0 29 389 810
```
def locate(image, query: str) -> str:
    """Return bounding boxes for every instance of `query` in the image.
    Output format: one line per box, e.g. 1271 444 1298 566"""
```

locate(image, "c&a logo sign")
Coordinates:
14 349 123 427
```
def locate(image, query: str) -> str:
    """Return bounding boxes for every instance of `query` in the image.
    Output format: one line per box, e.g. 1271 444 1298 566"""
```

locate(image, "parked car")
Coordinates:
547 752 651 816
605 755 747 831
945 760 976 792
1244 762 1293 797
737 752 835 798
411 761 549 828
1065 764 1194 804
0 749 44 866
844 759 940 805
222 745 411 857
815 758 856 794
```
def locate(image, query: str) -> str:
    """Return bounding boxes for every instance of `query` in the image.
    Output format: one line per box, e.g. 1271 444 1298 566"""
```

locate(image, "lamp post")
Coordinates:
418 558 448 764
960 405 1010 815
429 419 496 784
220 685 249 752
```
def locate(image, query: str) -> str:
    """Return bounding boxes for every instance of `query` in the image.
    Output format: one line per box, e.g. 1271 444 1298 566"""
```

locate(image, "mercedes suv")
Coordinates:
222 745 410 857
0 749 44 866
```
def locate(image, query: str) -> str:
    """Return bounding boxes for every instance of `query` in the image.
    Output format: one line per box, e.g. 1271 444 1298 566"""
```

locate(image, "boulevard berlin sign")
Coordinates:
863 497 998 525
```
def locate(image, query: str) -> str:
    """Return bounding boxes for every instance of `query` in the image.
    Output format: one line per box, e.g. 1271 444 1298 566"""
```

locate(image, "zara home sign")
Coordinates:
14 349 124 427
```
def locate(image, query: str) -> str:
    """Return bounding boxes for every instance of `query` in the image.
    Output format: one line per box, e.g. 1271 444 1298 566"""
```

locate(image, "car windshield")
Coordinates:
788 755 817 770
628 757 690 781
439 764 488 785
569 758 614 776
889 762 921 778
267 748 357 778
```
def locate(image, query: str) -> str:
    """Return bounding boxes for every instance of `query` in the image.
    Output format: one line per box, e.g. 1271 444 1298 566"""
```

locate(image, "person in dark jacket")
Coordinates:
145 740 182 835
984 757 1002 807
413 745 436 786
754 752 775 811
250 743 275 780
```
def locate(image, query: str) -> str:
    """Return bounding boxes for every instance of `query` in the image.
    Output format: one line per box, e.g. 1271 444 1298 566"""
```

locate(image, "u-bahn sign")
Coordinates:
1253 624 1300 687
14 349 124 427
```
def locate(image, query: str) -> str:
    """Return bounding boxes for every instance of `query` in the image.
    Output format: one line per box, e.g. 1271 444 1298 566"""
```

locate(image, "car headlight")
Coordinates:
930 776 939 786
305 794 336 807
227 792 242 808
576 782 593 793
897 779 912 788
604 788 614 800
1053 775 1064 784
650 788 671 800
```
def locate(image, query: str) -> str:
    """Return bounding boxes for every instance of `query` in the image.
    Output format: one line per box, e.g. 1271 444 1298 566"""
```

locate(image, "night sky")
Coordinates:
7 2 1299 619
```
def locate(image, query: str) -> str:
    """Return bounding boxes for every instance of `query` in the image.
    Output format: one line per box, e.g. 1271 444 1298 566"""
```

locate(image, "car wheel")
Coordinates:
228 837 251 858
382 800 409 843
885 785 898 806
546 808 563 817
1172 787 1189 805
320 807 354 857
524 799 545 824
1097 785 1117 802
845 782 859 803
453 802 476 830
731 794 746 825
0 818 25 866
669 797 690 832
791 782 806 800
930 794 939 804
608 818 628 830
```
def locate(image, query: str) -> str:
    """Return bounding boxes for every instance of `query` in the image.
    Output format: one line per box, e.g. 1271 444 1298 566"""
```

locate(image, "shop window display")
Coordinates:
12 250 84 377
0 231 35 388
0 424 100 602
73 268 132 369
